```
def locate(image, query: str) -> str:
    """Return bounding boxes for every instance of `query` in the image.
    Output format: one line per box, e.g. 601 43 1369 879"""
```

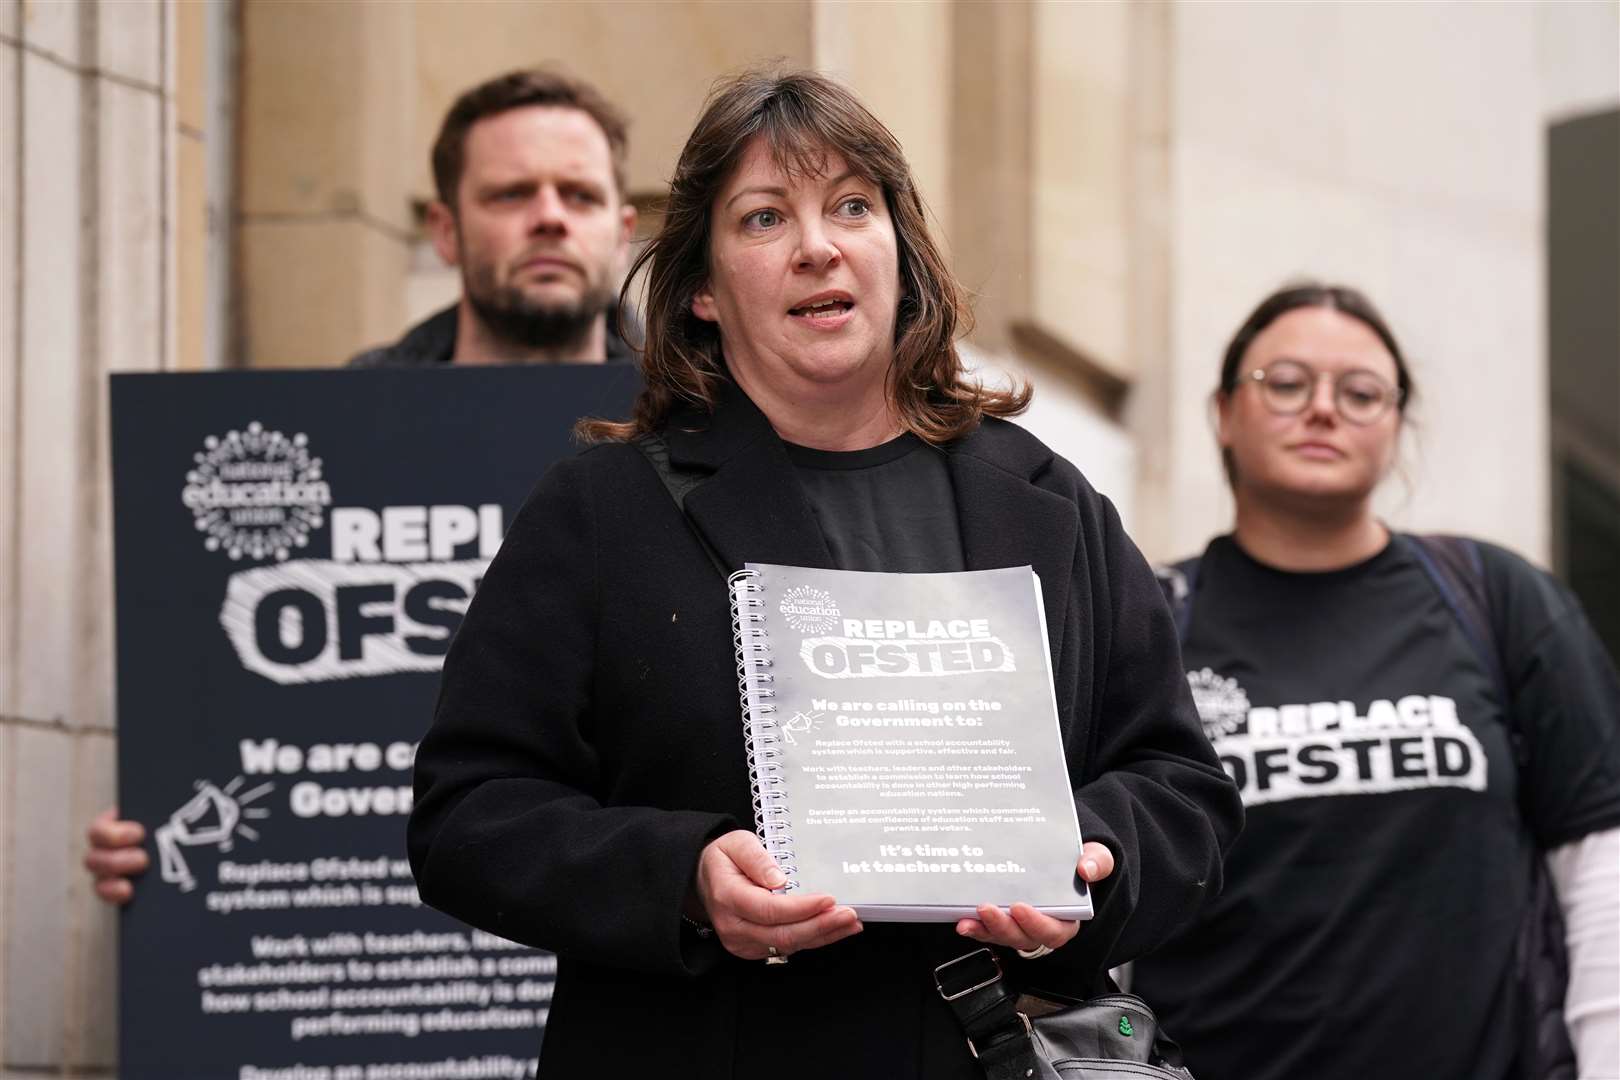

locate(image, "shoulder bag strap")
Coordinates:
934 950 1048 1079
1154 555 1203 645
633 432 727 576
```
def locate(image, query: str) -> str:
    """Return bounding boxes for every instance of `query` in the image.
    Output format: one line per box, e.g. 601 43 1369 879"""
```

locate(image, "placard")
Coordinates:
111 364 638 1080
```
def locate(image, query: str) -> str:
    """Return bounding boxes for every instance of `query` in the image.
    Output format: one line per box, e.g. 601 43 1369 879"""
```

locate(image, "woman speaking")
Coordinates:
407 69 1242 1079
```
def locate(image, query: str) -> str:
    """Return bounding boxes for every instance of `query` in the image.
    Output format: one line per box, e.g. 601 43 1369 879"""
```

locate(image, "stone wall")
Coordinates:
1136 0 1619 564
0 0 205 1074
1 2 1613 1074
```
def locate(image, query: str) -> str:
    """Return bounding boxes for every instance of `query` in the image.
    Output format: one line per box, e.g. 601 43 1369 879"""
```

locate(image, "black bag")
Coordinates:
1156 534 1576 1080
936 949 1195 1079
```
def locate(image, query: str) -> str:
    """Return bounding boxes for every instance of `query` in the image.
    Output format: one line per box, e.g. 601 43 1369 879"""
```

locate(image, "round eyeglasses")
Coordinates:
1242 359 1403 426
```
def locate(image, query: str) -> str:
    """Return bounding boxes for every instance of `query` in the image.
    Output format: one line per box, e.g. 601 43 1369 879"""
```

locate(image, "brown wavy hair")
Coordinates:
577 68 1029 443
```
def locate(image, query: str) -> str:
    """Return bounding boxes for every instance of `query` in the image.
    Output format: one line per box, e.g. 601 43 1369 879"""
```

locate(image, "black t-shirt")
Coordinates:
735 433 963 1077
1132 534 1620 1080
784 433 964 572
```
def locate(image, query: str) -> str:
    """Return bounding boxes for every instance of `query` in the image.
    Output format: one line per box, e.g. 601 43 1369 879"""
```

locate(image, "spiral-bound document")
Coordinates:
730 563 1092 922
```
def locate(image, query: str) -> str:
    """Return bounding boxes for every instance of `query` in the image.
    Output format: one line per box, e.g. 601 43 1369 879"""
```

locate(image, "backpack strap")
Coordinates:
633 432 726 576
1403 533 1577 1077
1402 534 1518 757
1154 555 1203 645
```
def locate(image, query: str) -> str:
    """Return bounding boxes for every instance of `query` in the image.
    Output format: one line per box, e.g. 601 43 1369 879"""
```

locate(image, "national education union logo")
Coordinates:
181 422 332 561
1186 667 1250 741
778 585 841 635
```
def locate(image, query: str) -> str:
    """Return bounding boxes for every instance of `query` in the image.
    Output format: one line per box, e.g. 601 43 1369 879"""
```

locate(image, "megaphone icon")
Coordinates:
155 778 271 892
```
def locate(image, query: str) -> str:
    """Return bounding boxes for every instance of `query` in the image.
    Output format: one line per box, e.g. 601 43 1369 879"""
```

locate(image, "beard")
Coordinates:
462 257 616 356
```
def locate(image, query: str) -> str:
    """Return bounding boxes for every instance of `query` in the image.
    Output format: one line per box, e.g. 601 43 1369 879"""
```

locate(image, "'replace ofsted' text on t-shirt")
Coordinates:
1132 534 1620 1080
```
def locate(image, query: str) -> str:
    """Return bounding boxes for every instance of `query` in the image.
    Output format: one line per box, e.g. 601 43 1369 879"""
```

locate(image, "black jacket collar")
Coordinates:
664 379 1077 657
345 304 638 368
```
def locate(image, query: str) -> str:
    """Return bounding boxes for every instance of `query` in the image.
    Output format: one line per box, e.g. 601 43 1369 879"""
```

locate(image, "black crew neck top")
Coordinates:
1134 532 1620 1080
782 433 964 573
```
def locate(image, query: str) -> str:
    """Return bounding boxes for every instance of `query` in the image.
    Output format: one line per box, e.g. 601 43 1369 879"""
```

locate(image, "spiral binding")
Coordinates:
729 568 799 892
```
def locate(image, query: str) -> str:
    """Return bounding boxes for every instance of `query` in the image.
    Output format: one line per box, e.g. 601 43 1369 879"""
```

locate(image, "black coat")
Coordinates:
407 383 1243 1079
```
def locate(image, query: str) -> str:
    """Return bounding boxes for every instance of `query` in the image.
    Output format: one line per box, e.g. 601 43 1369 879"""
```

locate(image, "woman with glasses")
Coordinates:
1130 282 1620 1080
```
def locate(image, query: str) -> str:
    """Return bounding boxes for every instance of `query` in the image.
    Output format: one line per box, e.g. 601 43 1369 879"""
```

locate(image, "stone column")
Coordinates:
813 0 953 238
947 0 1033 357
236 0 416 368
0 0 203 1071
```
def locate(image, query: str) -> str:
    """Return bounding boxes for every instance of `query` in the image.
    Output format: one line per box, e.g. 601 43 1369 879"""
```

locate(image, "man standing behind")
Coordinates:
350 67 638 369
85 67 639 900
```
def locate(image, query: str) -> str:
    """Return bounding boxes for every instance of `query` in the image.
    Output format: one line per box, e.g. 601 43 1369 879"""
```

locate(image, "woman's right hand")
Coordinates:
692 830 862 961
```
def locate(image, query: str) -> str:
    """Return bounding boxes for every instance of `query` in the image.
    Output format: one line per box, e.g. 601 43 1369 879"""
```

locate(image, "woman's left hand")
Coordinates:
955 841 1116 953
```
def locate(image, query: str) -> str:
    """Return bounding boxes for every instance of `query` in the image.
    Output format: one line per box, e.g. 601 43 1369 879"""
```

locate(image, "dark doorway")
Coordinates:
1548 108 1620 662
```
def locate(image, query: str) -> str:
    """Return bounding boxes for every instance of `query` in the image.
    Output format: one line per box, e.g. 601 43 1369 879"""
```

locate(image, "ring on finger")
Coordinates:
1016 943 1055 960
765 945 789 966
